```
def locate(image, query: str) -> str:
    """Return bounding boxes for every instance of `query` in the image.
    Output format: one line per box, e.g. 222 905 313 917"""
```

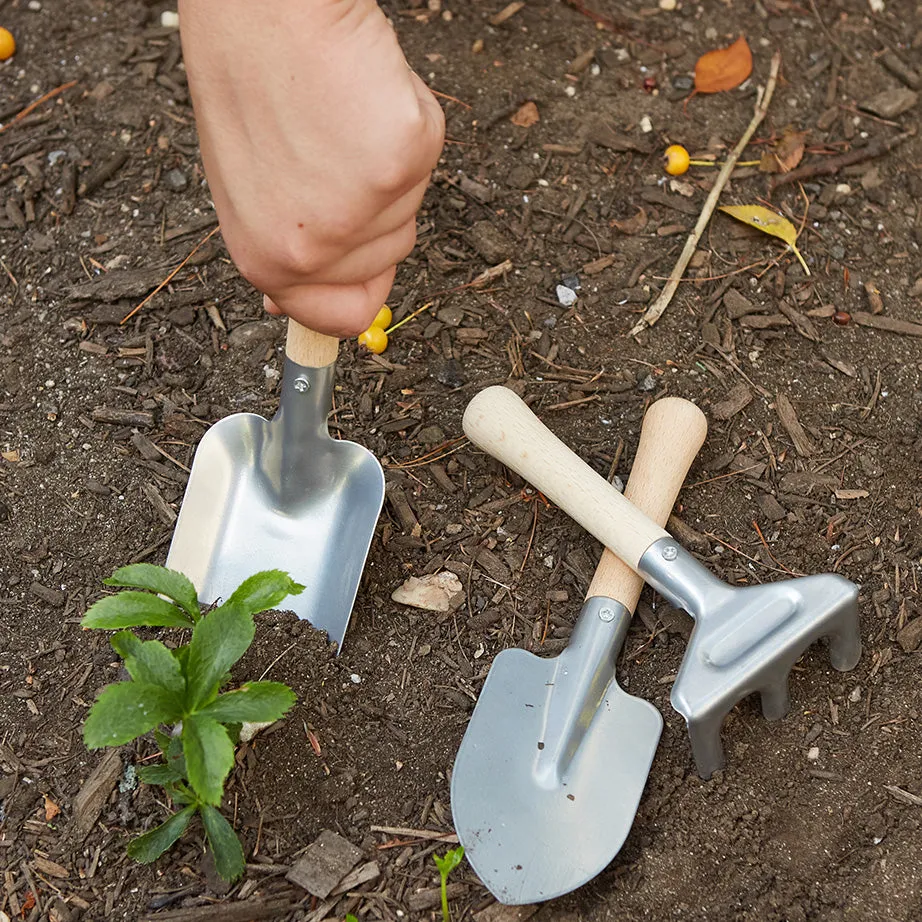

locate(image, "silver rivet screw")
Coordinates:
293 376 310 393
662 545 678 561
598 606 615 622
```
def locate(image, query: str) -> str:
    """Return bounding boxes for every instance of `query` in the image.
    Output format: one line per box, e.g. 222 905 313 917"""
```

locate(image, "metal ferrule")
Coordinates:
258 359 336 503
534 596 631 786
637 537 733 622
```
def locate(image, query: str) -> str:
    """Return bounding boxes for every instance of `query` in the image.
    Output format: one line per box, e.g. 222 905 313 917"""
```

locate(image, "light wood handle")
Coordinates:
285 318 340 367
586 397 707 609
462 387 706 570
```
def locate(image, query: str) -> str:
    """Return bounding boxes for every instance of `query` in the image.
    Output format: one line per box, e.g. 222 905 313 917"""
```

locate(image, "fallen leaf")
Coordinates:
44 795 61 821
391 571 463 612
510 100 540 128
694 36 753 94
760 127 808 174
1 449 19 463
719 204 810 275
611 207 647 235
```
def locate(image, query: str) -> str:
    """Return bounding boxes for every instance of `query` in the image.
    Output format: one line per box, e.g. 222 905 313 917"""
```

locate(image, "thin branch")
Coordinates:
629 52 782 337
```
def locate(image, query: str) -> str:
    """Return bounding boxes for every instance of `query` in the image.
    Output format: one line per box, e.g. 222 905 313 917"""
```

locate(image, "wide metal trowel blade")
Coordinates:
451 646 662 905
166 408 384 650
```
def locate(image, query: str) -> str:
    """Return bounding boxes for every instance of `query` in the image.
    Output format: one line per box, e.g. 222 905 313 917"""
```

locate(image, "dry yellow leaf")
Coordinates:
719 204 810 275
1 449 20 463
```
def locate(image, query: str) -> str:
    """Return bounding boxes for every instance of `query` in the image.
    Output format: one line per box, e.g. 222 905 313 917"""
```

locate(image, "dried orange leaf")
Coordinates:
611 207 647 235
510 101 540 128
44 795 62 822
760 127 808 174
719 204 810 275
694 36 753 94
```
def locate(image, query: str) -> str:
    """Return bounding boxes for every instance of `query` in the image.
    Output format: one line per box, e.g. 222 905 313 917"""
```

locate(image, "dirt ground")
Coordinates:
2 0 922 919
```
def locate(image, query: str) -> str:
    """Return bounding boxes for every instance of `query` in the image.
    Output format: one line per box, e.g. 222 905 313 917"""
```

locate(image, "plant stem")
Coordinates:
629 51 782 337
441 873 449 922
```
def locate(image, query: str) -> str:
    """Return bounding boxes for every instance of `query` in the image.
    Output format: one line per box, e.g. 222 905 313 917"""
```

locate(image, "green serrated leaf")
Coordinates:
104 564 201 621
198 682 296 725
84 682 183 749
154 728 172 754
200 805 246 881
110 633 185 698
224 570 305 616
82 592 193 630
137 762 183 785
127 804 197 864
169 783 197 806
184 604 255 709
182 713 234 806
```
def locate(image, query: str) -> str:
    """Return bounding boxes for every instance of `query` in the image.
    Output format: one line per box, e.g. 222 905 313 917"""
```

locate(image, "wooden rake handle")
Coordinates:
586 396 706 612
463 386 707 575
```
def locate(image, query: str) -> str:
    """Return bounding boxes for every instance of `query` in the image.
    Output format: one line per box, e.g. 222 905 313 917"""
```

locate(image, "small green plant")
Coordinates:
82 563 303 881
433 846 465 922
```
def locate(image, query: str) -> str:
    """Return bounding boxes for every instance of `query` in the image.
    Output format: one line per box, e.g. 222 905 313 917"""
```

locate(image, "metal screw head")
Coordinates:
661 544 678 561
293 376 311 393
598 606 616 623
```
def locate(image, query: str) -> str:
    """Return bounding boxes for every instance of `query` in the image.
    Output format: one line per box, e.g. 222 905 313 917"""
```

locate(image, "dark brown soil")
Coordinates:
2 1 922 920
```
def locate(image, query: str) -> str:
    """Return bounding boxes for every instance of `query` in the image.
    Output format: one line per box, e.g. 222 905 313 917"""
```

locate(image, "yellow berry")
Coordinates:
371 304 392 329
664 144 690 176
358 325 388 354
0 28 15 61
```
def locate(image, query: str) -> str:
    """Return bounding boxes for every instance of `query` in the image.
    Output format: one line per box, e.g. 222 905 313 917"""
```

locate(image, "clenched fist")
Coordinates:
179 0 445 336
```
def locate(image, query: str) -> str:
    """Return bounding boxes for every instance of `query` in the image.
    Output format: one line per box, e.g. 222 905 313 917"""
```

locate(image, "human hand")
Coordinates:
178 0 445 337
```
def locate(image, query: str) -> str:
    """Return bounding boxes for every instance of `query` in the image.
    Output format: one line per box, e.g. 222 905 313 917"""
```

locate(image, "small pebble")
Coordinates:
160 10 179 27
672 74 694 92
556 285 578 307
165 168 189 192
640 115 653 133
659 0 677 9
807 747 820 761
350 673 362 684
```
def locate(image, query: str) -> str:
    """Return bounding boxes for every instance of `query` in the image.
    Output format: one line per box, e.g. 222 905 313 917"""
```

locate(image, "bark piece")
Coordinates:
851 311 922 337
860 87 917 119
71 751 122 842
723 289 760 319
68 266 166 302
711 383 753 421
775 395 816 457
92 407 155 428
778 302 820 341
286 829 362 899
897 617 922 653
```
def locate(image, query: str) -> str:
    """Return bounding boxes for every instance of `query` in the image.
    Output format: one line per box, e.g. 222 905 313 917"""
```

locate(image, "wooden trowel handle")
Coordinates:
463 387 704 570
286 318 340 367
586 396 707 611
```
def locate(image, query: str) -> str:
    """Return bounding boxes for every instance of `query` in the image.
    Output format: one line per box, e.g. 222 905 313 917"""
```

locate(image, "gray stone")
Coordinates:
165 168 189 192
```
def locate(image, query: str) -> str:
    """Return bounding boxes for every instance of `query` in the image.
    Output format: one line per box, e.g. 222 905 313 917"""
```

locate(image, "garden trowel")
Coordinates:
452 397 707 905
166 320 385 650
463 386 861 781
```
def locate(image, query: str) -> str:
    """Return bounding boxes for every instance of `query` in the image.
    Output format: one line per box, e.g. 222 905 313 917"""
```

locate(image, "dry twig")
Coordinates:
629 52 782 337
